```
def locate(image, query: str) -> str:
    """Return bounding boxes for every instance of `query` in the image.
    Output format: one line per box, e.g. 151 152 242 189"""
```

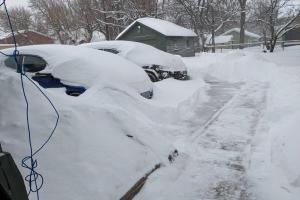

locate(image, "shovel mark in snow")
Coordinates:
195 83 269 200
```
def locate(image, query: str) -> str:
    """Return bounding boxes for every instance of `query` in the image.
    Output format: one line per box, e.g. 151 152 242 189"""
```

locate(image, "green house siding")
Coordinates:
284 27 300 40
166 37 195 57
117 22 196 57
118 23 167 51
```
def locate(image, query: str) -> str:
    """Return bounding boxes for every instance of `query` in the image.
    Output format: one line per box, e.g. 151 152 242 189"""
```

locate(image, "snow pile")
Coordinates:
0 68 174 200
151 78 208 107
249 67 300 200
184 51 279 83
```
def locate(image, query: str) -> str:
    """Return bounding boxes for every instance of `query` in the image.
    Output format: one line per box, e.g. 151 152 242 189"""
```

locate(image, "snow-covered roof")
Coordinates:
0 30 52 40
116 17 197 39
207 35 234 44
221 28 261 39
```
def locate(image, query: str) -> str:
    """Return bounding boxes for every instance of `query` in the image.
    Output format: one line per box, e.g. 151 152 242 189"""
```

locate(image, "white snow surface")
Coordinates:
207 35 234 44
90 31 106 42
1 45 300 200
221 28 261 39
116 17 197 39
81 40 187 71
0 45 153 94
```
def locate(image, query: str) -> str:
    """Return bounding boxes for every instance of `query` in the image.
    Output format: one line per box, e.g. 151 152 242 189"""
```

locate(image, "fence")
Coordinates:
205 40 300 52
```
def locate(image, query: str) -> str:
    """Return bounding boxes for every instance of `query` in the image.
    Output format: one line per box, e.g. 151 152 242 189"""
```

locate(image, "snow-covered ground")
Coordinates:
0 46 299 200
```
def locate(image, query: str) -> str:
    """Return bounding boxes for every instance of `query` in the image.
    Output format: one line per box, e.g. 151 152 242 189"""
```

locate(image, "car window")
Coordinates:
4 55 47 73
98 48 119 54
23 55 47 72
4 55 22 70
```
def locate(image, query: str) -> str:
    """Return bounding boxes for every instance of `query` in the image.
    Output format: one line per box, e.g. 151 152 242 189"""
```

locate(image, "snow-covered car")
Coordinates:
80 41 188 82
0 45 153 99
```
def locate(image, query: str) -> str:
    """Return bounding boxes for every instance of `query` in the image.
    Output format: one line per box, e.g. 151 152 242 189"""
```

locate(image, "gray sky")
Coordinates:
5 0 28 8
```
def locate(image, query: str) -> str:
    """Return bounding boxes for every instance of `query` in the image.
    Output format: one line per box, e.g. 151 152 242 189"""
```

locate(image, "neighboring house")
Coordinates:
283 25 300 41
219 28 260 44
116 17 198 57
206 28 261 49
0 30 54 46
282 16 300 41
207 35 234 45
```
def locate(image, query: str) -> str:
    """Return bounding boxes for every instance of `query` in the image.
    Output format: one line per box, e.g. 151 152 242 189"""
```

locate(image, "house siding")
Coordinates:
284 27 300 41
166 37 195 57
118 23 167 51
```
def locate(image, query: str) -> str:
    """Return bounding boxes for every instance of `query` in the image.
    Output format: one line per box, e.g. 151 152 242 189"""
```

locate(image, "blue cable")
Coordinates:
0 0 60 199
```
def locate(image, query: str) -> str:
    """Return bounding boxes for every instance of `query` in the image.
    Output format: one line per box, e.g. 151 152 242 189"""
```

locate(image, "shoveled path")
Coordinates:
137 79 269 200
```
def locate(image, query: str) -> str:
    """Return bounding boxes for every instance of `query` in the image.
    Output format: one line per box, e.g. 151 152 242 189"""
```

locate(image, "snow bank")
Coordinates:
184 51 279 83
150 78 207 107
184 49 300 199
247 47 300 200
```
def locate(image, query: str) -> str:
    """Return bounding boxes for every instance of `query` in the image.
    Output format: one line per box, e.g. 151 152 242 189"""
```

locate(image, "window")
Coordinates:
186 39 190 47
137 25 141 33
5 55 47 73
4 55 22 70
23 55 47 72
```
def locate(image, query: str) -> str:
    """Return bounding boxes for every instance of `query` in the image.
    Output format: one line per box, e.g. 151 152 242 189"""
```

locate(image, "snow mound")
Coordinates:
185 51 279 83
150 78 207 107
0 68 173 200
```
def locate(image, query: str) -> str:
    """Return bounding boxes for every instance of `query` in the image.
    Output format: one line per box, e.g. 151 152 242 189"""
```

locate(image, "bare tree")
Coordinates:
29 0 77 44
174 0 239 52
0 6 32 32
238 0 247 49
251 0 300 52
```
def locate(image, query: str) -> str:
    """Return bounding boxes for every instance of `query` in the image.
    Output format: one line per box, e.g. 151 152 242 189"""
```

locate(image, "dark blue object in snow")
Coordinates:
32 73 86 96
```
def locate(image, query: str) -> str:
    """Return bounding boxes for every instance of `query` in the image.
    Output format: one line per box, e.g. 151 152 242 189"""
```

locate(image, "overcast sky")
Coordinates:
5 0 28 8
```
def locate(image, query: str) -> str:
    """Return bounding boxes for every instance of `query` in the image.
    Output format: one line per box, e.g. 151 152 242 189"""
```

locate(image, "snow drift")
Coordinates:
0 67 174 200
